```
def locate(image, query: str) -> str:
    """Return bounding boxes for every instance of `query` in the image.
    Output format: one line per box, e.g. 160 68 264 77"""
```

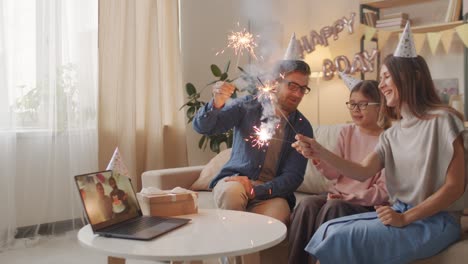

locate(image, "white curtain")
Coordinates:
98 0 188 191
0 0 98 249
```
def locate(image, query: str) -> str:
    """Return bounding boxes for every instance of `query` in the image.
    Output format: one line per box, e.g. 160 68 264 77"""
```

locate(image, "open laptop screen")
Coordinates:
75 170 141 231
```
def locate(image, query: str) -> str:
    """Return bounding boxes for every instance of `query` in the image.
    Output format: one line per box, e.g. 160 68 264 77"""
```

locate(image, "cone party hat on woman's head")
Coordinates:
393 21 417 58
283 33 301 60
338 72 362 90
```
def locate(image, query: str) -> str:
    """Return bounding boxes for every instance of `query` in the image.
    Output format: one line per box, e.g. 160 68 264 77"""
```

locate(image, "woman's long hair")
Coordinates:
381 54 463 121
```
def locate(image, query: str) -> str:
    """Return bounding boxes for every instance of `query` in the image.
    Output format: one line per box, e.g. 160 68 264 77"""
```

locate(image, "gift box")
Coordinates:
137 192 198 217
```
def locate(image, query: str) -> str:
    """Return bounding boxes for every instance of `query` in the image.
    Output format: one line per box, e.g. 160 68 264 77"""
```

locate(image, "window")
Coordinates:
1 0 98 131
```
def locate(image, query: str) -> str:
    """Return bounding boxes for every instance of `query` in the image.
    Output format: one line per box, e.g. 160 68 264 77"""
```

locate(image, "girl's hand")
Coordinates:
375 205 408 227
328 193 343 200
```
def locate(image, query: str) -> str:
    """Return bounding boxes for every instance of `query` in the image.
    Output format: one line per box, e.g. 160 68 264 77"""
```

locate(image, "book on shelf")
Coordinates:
375 25 406 31
382 12 409 20
364 10 377 27
376 20 408 28
376 18 408 24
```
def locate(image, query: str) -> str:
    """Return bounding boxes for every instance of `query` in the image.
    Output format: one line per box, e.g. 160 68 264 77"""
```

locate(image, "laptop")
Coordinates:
75 170 190 240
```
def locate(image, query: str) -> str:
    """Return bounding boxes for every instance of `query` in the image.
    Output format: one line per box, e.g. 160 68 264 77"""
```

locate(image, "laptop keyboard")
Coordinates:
110 217 166 234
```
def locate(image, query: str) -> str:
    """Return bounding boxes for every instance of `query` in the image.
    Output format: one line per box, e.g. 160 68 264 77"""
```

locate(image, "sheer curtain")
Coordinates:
0 0 98 249
98 0 188 191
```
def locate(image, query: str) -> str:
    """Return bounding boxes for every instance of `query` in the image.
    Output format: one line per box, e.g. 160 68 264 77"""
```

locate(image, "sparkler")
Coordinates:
216 23 259 67
255 79 277 102
248 126 272 149
256 76 299 135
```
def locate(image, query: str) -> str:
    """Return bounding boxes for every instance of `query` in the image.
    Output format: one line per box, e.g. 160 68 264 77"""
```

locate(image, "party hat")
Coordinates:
106 147 130 179
338 72 362 90
283 33 301 60
393 21 417 58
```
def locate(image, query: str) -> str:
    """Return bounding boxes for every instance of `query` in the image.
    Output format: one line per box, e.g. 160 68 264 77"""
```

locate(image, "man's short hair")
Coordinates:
273 60 311 78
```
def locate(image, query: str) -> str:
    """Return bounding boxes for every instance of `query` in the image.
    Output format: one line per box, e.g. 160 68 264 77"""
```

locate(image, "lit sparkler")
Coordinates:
255 79 278 102
248 126 272 149
216 23 259 66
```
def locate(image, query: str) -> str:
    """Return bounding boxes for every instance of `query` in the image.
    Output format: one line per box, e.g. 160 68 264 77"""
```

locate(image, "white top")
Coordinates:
77 209 287 261
375 109 468 210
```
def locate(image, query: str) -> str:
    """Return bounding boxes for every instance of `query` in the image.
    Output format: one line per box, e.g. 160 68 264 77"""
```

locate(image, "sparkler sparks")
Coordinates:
216 23 259 66
255 80 278 102
248 126 272 149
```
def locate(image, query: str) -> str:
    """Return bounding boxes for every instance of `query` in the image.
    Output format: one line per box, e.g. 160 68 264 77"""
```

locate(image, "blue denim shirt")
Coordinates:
193 95 313 209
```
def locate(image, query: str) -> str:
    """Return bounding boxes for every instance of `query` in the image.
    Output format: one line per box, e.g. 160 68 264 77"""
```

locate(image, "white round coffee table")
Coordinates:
77 209 287 263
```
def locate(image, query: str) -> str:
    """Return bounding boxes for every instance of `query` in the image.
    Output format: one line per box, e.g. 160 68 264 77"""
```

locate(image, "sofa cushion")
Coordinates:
296 124 345 194
190 148 232 191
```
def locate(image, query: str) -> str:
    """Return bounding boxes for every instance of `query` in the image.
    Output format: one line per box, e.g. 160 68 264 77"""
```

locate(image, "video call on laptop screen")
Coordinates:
75 170 140 230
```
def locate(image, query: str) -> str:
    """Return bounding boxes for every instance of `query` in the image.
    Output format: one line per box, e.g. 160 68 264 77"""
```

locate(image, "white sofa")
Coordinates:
142 125 468 264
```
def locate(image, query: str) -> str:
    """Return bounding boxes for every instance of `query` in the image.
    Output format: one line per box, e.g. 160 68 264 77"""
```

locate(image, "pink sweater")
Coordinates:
316 124 389 206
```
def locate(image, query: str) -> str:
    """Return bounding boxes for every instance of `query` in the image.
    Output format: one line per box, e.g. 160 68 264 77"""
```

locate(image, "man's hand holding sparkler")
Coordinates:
224 175 256 199
212 81 236 109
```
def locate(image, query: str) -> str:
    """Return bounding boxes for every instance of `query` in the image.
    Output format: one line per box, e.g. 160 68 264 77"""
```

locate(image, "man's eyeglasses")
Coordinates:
284 81 311 95
345 102 380 110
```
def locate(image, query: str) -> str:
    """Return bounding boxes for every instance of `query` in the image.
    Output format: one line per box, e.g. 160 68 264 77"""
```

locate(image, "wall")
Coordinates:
180 0 465 166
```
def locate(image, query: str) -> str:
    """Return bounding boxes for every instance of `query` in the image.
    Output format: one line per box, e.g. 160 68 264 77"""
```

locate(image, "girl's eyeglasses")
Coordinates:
345 102 379 110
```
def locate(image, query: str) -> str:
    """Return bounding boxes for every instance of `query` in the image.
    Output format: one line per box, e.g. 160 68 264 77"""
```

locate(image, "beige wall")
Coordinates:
180 0 465 166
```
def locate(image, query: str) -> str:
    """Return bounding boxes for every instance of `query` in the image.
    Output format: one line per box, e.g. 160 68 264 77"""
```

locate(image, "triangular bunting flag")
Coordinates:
413 33 426 55
365 26 377 41
440 29 454 53
455 24 468 48
427 32 442 55
106 147 130 179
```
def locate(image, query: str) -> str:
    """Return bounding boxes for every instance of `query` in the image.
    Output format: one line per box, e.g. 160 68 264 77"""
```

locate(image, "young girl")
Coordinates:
288 76 390 264
292 22 467 264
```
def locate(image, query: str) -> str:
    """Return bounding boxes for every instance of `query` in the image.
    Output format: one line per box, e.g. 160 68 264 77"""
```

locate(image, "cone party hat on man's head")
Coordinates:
339 72 362 90
283 33 301 60
393 21 417 58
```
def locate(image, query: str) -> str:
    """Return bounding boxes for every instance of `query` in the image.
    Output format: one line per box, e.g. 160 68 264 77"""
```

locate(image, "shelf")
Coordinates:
361 0 430 9
376 20 464 33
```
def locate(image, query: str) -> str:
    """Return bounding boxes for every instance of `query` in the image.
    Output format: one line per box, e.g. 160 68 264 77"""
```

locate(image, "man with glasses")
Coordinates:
192 58 313 224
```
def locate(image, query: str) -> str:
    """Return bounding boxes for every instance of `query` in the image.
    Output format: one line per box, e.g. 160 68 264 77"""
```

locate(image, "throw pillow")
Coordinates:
190 148 232 191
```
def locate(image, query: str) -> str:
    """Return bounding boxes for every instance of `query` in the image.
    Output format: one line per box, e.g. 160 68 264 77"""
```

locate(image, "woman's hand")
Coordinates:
291 134 325 160
375 205 408 227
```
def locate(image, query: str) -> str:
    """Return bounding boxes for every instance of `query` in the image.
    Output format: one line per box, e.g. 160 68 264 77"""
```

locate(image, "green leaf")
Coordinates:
185 83 197 96
224 60 231 73
237 66 246 73
220 72 228 81
187 106 195 119
227 132 233 148
198 136 206 149
210 138 221 153
211 64 222 77
179 101 190 110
